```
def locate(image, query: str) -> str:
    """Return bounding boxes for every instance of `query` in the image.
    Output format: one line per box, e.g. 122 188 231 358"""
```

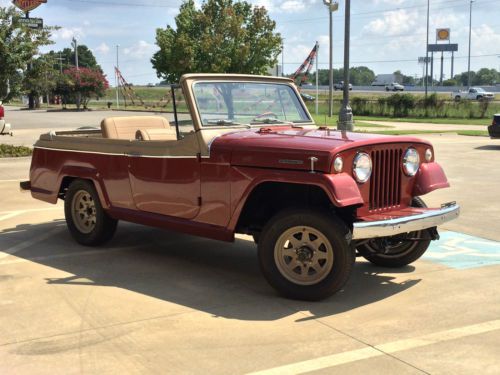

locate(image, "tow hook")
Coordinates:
427 226 440 241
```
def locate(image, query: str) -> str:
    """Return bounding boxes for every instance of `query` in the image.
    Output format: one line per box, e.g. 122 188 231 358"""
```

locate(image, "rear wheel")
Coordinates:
64 179 118 246
356 197 431 267
258 209 355 301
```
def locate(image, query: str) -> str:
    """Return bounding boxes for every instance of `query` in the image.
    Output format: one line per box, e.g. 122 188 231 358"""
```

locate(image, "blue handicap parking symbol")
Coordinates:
424 231 500 269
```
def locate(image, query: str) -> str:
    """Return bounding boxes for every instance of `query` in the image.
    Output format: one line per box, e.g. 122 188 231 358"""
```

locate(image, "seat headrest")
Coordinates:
101 116 170 139
135 128 178 141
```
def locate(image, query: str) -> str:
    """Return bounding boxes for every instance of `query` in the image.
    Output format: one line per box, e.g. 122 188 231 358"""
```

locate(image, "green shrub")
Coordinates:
0 144 33 157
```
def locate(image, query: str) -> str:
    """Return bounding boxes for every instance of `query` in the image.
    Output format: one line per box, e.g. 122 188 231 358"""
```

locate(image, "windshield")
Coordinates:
192 82 311 126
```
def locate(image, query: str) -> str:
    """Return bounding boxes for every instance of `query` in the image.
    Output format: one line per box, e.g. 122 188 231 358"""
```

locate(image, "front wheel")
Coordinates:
356 197 431 267
258 209 355 301
64 179 118 246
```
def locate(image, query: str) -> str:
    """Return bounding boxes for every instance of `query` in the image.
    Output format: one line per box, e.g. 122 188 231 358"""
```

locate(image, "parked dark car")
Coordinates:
488 114 500 139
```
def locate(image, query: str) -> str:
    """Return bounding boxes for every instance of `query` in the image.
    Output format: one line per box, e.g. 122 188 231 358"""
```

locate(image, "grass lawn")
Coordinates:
356 115 493 126
0 144 33 157
358 129 488 137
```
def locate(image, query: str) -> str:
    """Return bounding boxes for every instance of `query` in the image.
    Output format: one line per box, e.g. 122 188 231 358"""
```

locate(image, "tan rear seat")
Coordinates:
101 116 171 139
135 128 178 141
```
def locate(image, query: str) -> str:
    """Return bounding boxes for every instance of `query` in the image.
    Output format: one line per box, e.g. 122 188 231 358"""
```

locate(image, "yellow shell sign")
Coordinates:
12 0 47 13
436 28 450 41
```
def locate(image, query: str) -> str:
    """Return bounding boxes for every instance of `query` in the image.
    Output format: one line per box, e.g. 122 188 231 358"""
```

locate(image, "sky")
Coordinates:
2 0 499 85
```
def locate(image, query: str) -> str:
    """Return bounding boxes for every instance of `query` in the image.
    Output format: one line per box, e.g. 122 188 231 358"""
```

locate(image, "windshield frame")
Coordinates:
190 80 314 129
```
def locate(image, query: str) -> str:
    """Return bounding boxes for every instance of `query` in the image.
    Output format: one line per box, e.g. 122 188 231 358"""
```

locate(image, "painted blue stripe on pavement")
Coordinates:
424 231 500 269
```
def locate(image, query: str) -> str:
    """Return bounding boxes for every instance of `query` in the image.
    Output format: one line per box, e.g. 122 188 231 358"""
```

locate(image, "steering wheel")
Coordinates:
252 111 279 122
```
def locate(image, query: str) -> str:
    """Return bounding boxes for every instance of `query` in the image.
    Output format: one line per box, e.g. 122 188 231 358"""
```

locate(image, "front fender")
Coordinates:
413 162 450 196
228 167 363 230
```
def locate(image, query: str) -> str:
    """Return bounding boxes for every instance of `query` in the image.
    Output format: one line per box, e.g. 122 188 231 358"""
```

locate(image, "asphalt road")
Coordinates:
0 111 499 374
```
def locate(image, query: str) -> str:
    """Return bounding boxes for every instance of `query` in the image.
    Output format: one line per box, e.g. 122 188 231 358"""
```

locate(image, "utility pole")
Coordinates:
323 0 339 118
467 0 474 89
116 45 120 109
338 0 353 131
425 0 430 97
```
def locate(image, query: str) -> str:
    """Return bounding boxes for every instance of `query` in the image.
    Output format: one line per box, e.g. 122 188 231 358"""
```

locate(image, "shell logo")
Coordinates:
12 0 47 13
437 28 450 41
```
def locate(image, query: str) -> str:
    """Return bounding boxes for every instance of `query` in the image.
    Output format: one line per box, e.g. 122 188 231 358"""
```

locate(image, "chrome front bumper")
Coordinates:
352 203 460 240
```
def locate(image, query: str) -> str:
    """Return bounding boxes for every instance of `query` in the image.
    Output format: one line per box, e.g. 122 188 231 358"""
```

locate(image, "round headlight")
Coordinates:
403 148 420 176
425 148 433 162
334 156 343 173
353 152 372 183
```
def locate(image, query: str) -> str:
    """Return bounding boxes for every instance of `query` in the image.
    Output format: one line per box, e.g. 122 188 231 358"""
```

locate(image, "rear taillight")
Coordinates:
0 106 4 119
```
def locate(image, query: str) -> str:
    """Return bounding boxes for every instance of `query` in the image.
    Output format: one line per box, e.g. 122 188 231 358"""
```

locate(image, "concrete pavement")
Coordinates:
0 131 499 374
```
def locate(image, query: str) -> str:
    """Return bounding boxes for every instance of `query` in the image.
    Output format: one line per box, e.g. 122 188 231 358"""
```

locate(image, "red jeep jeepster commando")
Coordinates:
23 74 459 300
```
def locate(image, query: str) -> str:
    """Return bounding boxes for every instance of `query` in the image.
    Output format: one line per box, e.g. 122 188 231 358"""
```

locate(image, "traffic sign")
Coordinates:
16 17 43 29
12 0 47 13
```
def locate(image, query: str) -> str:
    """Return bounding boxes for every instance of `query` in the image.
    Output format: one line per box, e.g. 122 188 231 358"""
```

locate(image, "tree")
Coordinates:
0 6 55 102
62 67 109 110
22 54 58 108
152 0 282 82
473 68 498 86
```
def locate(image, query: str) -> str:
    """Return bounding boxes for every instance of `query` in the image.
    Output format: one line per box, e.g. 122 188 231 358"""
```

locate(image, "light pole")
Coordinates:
425 0 430 97
467 0 474 89
116 44 120 109
72 38 81 109
323 0 339 118
338 0 353 131
281 40 284 77
315 41 319 115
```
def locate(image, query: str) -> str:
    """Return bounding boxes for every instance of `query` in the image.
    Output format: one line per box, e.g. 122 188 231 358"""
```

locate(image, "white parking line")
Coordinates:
247 319 500 375
0 245 139 266
0 227 63 260
0 212 22 222
0 207 61 217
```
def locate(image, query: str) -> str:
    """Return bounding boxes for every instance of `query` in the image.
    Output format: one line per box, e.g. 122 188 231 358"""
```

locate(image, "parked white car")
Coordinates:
453 87 495 101
386 83 404 91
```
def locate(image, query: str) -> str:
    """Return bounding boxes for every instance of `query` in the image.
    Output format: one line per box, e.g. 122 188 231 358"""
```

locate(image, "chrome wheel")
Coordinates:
274 226 334 286
71 190 97 234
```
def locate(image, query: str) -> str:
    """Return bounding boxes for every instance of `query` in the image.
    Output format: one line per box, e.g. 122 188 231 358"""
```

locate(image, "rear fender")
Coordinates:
58 165 111 209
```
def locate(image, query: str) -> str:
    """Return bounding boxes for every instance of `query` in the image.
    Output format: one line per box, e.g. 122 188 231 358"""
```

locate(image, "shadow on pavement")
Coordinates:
0 219 420 321
475 145 500 151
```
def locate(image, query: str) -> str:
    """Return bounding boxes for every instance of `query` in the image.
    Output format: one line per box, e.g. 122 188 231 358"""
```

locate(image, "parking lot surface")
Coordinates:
1 111 500 374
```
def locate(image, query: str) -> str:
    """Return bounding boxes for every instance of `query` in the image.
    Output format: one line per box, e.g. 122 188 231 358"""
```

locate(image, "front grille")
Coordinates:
369 148 402 211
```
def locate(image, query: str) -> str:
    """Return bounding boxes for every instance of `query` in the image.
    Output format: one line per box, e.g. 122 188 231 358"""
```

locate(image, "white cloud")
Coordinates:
469 24 500 56
363 9 418 37
95 42 110 55
53 27 85 41
123 40 157 59
372 0 407 5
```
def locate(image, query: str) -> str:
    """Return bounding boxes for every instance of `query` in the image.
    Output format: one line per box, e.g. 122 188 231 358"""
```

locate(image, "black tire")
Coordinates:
454 96 461 102
356 197 431 268
386 87 390 91
64 179 118 246
258 209 355 301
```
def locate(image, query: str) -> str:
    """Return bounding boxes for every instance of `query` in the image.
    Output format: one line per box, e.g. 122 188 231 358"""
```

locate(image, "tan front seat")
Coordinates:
135 128 178 141
101 116 170 139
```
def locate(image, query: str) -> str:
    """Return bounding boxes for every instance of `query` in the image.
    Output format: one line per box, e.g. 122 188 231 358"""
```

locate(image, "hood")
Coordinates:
211 126 430 173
